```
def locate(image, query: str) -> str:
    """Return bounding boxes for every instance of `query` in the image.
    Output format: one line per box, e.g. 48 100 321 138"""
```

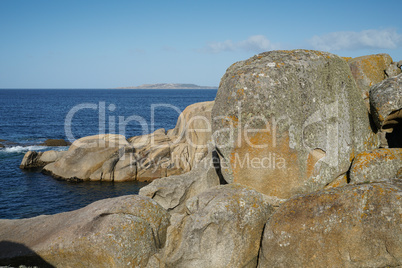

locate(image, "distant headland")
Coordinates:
114 83 218 89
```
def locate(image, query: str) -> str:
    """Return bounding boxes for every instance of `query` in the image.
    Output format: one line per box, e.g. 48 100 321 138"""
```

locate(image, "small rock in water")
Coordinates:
42 139 71 146
66 176 84 183
0 139 8 148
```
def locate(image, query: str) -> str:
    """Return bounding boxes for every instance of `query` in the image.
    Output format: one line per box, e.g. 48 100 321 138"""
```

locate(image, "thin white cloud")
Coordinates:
162 46 177 52
203 35 277 53
309 29 402 51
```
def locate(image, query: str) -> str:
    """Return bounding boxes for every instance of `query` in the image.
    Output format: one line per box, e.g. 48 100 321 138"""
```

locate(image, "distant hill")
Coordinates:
115 83 218 89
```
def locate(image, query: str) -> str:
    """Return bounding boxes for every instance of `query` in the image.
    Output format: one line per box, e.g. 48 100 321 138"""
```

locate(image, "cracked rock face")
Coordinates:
258 181 402 267
0 195 170 267
139 152 220 215
159 184 273 268
370 73 402 133
212 49 378 199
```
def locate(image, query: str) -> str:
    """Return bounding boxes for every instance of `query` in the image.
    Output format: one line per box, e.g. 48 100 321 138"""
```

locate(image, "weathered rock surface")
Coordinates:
258 181 402 267
156 184 273 268
139 152 220 214
19 151 43 169
20 150 66 169
167 100 214 167
0 195 170 267
350 148 402 184
43 134 129 181
387 61 402 77
127 128 182 181
212 49 378 199
370 73 402 132
348 53 401 103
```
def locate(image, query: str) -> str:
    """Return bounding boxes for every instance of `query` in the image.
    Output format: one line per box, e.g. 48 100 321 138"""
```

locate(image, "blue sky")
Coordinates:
0 0 401 88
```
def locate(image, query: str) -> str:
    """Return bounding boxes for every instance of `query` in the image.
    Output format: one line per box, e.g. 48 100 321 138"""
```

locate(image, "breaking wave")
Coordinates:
0 145 67 154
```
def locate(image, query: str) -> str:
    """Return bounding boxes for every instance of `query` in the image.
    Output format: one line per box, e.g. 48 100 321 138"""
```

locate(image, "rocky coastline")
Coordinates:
2 50 402 267
19 100 214 182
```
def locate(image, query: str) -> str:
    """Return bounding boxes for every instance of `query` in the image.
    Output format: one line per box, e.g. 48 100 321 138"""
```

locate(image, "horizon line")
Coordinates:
0 87 219 90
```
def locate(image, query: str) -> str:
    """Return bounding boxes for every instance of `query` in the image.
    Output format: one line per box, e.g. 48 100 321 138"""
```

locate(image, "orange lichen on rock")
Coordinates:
221 115 239 128
350 148 402 184
352 148 401 171
324 174 348 189
236 88 245 97
259 182 402 267
342 57 353 62
348 54 394 99
276 62 285 68
230 129 302 199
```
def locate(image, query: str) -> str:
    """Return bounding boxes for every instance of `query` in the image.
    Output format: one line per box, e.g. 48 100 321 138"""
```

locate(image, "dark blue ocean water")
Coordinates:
0 89 217 219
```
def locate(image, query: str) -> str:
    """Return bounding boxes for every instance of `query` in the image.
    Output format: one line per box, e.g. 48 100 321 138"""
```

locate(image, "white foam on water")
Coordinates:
0 145 68 154
1 145 48 153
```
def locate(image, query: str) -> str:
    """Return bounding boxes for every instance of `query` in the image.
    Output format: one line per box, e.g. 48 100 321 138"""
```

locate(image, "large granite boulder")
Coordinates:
258 181 402 267
348 53 401 103
155 184 273 268
349 148 402 184
139 151 220 214
43 134 129 181
0 195 170 267
212 49 378 199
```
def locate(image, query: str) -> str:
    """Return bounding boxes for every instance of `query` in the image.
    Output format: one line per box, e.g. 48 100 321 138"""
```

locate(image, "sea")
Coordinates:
0 89 217 219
